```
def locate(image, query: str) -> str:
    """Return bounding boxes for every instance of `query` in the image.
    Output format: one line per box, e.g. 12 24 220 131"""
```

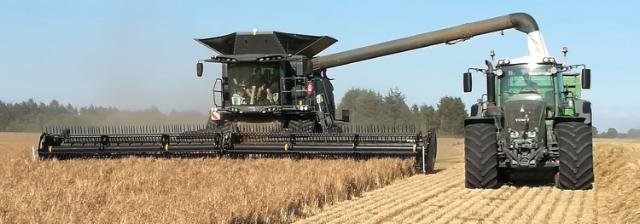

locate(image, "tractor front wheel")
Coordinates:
555 122 594 190
464 122 499 189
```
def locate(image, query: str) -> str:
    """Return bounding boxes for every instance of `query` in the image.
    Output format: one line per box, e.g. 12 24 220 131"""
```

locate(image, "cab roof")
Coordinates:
196 31 337 58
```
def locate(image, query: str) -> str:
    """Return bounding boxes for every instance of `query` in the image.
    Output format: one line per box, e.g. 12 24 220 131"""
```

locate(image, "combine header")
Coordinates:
39 13 545 173
39 125 436 171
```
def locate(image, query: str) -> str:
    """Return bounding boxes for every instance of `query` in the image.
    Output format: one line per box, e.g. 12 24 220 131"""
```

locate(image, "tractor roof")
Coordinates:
501 56 562 65
196 31 337 58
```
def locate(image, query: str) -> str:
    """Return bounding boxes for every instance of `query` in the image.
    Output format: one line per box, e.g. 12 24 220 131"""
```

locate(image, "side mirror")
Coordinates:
341 109 350 122
581 68 591 89
197 62 204 77
463 72 472 92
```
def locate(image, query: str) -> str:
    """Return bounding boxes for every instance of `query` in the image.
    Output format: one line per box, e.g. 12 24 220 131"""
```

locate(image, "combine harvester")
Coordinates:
39 13 546 174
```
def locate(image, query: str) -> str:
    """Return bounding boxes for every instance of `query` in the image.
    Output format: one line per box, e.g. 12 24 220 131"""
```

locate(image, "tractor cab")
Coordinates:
494 58 564 129
464 56 591 120
493 56 591 118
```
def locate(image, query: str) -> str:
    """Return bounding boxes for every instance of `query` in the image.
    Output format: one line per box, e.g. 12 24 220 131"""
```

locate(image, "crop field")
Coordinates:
0 132 415 223
1 133 639 223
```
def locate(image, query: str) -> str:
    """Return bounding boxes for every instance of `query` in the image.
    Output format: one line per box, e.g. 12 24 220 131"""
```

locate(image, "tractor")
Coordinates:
462 52 593 190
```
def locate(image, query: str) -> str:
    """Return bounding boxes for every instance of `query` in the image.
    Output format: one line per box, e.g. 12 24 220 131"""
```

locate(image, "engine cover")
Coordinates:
503 94 545 135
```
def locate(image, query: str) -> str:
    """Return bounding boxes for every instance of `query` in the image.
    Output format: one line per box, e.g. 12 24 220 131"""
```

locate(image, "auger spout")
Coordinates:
311 12 547 71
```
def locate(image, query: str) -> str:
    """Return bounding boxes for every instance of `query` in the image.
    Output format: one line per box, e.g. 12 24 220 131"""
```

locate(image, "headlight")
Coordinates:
542 57 556 63
498 59 511 65
510 131 520 139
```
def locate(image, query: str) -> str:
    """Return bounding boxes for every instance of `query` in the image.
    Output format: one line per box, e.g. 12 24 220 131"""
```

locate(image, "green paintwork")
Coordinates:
562 73 581 97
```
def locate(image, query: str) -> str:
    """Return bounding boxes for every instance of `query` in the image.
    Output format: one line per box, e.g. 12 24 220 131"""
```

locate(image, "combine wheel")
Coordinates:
207 120 236 133
555 122 594 190
464 122 499 189
418 131 437 173
289 119 318 132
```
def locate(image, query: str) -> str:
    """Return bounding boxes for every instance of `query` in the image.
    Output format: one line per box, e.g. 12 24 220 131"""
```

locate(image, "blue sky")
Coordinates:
1 1 638 132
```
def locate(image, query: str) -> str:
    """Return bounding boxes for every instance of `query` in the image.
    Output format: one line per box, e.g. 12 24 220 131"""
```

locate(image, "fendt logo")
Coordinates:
515 112 530 123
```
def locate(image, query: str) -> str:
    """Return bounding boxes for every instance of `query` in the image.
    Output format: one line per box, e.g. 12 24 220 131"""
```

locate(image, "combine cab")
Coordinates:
39 12 550 174
195 31 343 133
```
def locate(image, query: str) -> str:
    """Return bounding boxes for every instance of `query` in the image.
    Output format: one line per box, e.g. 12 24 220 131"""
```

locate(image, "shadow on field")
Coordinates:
425 168 444 174
503 168 557 187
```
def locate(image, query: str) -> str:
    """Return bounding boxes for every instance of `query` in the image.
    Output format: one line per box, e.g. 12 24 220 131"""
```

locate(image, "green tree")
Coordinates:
435 96 467 136
338 88 385 125
418 104 438 131
602 128 619 138
382 87 411 125
338 88 468 136
0 99 207 132
627 129 640 139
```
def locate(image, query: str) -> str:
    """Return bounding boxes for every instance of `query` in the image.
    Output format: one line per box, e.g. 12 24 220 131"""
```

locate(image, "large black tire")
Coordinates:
206 120 235 133
464 122 499 189
423 132 438 173
555 122 594 190
288 119 318 132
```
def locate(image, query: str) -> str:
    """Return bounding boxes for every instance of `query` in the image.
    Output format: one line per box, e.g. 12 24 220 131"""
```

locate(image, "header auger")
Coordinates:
39 13 544 174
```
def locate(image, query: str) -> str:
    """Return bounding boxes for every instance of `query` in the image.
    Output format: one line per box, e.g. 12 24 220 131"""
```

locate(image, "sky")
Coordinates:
1 1 638 132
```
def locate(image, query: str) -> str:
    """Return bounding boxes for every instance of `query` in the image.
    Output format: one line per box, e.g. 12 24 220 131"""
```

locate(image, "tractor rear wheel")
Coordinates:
555 122 594 190
464 122 499 189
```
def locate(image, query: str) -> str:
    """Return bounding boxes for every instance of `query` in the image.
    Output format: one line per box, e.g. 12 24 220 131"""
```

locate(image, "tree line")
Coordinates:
0 99 205 132
593 127 640 139
338 87 467 137
5 89 633 139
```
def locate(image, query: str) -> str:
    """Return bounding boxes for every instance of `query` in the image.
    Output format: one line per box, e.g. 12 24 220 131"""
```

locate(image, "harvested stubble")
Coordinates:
0 133 414 223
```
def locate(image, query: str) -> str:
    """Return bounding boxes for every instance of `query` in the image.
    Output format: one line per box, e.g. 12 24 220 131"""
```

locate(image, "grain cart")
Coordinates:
462 52 593 189
39 13 544 174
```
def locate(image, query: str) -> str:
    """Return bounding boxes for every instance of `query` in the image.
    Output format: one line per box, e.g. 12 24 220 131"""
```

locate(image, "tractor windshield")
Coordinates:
499 64 556 108
227 63 281 106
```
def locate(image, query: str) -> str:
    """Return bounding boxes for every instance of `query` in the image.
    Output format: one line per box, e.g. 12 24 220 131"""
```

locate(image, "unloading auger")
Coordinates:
39 13 544 173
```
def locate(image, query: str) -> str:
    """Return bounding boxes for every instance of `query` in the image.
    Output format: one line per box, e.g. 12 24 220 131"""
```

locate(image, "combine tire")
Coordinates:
289 120 318 132
207 120 236 133
419 131 437 173
555 122 594 190
464 122 499 189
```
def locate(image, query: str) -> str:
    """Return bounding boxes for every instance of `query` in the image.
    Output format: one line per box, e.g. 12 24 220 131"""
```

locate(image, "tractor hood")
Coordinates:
503 93 545 136
196 31 337 58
